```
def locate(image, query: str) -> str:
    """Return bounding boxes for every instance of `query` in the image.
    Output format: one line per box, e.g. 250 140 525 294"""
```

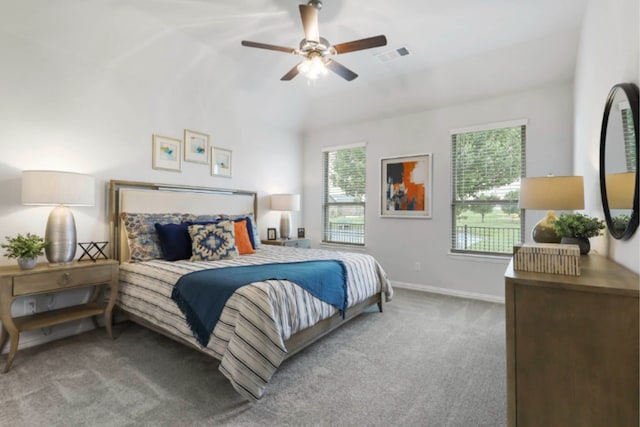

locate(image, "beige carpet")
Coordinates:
0 288 506 426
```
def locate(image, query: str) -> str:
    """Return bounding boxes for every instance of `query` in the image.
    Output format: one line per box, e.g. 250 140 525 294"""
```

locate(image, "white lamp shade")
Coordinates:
519 176 585 210
271 194 301 211
605 172 636 209
22 170 95 206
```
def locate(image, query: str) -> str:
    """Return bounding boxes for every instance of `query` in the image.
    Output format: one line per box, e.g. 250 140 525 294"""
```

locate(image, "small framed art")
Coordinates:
267 228 277 240
381 153 433 218
152 134 181 172
184 129 210 164
297 228 305 238
211 147 232 178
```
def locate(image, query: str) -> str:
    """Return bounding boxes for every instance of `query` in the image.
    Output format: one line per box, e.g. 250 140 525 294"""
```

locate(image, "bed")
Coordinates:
108 180 393 401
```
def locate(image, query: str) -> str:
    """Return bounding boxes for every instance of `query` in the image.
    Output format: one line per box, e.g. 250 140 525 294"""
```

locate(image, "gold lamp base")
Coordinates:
531 210 561 243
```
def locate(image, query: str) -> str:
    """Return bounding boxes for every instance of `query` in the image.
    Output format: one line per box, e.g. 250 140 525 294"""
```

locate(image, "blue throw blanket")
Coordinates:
171 260 347 347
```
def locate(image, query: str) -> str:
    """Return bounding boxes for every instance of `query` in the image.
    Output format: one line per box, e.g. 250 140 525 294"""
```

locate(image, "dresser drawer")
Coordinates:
13 265 115 296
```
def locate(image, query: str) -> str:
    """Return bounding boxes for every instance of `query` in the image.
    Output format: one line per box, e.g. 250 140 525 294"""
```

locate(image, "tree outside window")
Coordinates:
451 123 526 255
323 144 366 245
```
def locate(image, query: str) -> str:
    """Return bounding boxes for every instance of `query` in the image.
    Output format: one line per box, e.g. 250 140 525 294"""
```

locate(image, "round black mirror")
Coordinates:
599 83 639 240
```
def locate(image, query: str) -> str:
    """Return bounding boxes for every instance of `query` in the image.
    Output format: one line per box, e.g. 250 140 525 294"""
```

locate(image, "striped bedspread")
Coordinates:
117 245 393 401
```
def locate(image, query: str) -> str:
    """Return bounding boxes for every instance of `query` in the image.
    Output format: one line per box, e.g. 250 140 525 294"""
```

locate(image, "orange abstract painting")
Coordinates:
382 154 432 218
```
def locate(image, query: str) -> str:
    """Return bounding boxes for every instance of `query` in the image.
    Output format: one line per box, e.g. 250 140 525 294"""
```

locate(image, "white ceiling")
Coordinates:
126 0 589 131
5 0 590 132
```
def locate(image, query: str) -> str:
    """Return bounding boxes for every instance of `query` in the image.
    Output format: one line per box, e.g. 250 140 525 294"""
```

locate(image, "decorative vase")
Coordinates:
17 257 38 270
560 237 590 255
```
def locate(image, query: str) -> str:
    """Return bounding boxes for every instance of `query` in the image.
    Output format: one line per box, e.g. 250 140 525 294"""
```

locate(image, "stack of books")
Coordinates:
513 243 581 276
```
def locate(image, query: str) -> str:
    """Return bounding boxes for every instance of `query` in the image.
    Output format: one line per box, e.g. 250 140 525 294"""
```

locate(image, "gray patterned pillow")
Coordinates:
121 212 182 261
180 213 221 223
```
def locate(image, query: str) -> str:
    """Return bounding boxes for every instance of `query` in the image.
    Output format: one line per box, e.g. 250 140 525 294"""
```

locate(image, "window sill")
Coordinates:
447 251 511 264
320 243 367 252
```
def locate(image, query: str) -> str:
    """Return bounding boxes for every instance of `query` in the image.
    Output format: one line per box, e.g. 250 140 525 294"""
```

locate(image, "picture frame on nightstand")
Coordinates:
297 228 305 238
267 228 277 240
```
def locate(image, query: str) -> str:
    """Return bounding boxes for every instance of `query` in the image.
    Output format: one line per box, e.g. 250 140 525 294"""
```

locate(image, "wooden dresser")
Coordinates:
505 255 639 426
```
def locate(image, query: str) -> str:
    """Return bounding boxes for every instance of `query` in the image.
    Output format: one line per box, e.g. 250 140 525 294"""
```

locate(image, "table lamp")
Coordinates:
270 194 300 240
22 170 95 264
605 171 635 209
519 175 584 243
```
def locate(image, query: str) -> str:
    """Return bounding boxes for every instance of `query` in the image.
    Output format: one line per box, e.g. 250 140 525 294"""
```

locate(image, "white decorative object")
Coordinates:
271 194 301 240
513 243 581 276
22 171 95 264
17 257 37 270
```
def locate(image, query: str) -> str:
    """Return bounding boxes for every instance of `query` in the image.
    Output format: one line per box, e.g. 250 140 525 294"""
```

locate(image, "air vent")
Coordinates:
375 46 411 63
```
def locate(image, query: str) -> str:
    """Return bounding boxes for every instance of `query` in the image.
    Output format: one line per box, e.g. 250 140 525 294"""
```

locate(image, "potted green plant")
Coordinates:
611 213 631 234
1 233 47 270
551 213 605 254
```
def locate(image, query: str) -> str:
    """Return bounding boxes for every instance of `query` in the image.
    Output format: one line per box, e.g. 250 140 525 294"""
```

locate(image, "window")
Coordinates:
451 121 526 255
621 106 637 171
322 143 366 245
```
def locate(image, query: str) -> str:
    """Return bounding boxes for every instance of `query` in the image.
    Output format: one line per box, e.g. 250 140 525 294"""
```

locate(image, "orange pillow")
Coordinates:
234 219 256 255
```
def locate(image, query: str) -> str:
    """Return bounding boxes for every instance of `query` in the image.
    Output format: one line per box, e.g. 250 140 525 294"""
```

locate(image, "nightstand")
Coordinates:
261 238 311 248
0 259 119 373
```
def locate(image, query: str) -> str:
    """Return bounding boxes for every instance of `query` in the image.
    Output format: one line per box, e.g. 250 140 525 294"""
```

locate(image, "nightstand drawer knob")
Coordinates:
59 272 72 285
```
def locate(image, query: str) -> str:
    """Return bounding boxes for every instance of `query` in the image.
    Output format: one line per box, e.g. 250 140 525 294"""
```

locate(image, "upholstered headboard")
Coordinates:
108 180 258 263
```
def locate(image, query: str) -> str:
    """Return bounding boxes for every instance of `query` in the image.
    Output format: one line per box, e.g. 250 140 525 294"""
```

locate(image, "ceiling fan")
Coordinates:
241 0 387 81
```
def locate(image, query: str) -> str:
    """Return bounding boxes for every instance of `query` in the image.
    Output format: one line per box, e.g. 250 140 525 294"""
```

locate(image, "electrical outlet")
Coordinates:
23 297 37 314
414 262 421 272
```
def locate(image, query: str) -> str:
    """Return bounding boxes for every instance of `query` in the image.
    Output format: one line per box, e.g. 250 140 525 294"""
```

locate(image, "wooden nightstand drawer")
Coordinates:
261 238 311 248
13 264 114 296
285 239 310 248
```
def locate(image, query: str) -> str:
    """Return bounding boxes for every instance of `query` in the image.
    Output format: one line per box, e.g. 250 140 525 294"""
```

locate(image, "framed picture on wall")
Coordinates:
184 129 210 164
211 147 232 178
152 134 182 172
381 153 432 218
297 228 305 238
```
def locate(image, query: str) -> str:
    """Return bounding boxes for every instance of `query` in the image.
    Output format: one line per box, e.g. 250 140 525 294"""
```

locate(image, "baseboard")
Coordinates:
392 281 505 304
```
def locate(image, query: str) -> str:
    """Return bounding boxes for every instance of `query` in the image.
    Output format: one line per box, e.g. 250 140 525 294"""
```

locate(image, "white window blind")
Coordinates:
622 107 637 171
322 143 366 245
451 122 526 255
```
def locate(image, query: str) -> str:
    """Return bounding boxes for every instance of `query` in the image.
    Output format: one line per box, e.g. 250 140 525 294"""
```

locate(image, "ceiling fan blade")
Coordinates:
281 63 302 81
332 35 387 54
325 59 358 81
241 40 296 54
299 4 319 43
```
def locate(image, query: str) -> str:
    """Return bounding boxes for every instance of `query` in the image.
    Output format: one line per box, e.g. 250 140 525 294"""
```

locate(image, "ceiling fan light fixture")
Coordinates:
241 2 386 82
297 55 327 79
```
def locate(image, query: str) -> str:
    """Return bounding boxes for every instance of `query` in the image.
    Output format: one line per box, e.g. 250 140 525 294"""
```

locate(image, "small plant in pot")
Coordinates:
1 233 47 270
611 213 631 234
551 213 605 254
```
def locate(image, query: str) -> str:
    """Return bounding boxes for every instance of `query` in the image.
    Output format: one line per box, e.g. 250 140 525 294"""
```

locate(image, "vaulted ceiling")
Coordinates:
3 0 589 132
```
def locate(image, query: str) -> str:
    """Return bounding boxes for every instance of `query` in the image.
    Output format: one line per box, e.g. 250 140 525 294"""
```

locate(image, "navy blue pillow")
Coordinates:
154 223 192 261
242 216 257 249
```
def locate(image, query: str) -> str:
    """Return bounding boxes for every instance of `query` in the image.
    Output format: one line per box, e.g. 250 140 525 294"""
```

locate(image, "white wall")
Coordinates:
303 82 575 299
0 2 302 349
574 0 639 272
